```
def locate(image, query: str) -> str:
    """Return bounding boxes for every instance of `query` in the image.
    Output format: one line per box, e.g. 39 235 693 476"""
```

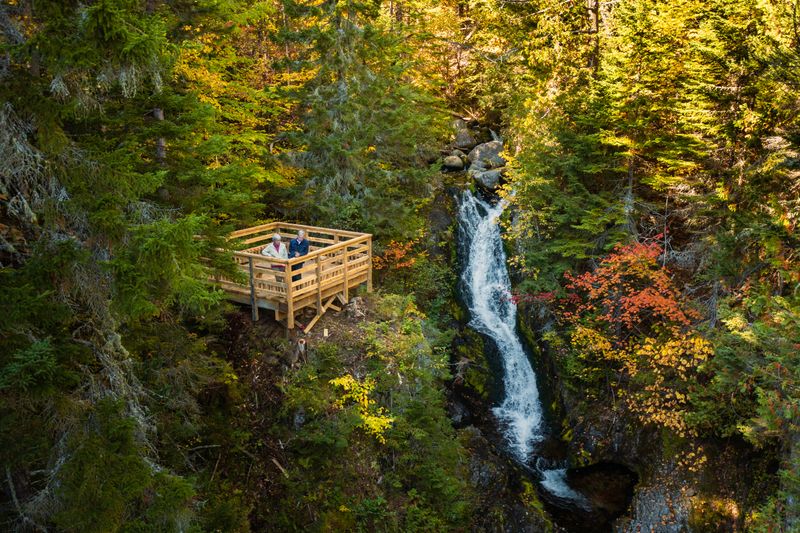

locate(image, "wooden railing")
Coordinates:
213 222 372 330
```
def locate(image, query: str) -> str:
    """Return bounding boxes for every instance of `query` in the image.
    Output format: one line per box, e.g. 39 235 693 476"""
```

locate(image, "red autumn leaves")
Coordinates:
560 242 698 341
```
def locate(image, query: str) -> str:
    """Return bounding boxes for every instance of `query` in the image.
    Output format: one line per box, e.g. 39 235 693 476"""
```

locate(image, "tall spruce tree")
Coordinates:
282 0 444 236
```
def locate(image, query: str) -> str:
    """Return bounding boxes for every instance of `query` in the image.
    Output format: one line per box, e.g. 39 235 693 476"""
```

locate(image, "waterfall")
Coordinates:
457 190 588 508
457 190 543 460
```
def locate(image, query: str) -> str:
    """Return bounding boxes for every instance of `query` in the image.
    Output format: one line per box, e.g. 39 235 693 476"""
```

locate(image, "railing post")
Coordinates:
248 257 259 322
315 254 322 313
367 236 373 292
343 245 349 303
285 259 294 329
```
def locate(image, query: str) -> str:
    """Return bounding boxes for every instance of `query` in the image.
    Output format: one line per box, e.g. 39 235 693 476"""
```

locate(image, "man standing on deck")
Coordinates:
290 229 310 282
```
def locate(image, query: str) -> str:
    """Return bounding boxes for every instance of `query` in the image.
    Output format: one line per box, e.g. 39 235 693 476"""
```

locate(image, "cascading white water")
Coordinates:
458 190 543 460
458 190 588 508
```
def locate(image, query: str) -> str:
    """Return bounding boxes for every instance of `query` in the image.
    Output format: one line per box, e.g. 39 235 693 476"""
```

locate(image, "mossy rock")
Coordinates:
319 509 357 532
516 316 540 358
449 299 467 323
454 328 490 400
519 479 554 530
688 496 739 532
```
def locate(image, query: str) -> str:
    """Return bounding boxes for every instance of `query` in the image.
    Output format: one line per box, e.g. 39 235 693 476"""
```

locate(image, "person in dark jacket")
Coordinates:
289 229 310 282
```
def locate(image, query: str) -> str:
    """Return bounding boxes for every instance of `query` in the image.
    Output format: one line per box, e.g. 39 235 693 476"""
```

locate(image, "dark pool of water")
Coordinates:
538 460 638 532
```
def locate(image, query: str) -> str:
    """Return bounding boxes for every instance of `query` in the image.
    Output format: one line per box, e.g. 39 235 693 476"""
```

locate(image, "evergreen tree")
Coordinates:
0 1 266 529
282 0 445 236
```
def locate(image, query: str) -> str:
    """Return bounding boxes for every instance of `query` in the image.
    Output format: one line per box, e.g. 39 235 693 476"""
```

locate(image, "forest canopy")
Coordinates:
1 0 799 531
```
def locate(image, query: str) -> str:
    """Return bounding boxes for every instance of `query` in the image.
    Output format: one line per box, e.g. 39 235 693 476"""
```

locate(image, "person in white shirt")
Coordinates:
261 234 288 279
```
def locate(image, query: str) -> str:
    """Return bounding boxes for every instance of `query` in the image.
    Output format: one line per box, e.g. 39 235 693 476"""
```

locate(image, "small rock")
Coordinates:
443 155 465 170
468 159 487 174
447 398 472 428
346 296 366 319
452 118 468 131
450 149 466 159
468 140 506 168
293 407 306 430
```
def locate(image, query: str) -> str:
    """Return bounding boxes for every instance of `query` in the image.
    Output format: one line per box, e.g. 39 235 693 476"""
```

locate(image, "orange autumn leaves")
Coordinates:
561 242 698 334
372 239 419 271
559 242 710 441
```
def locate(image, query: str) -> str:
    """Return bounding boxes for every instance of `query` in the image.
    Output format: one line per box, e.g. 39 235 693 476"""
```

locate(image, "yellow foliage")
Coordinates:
329 374 394 444
571 325 712 437
570 325 623 363
624 334 712 437
174 45 229 109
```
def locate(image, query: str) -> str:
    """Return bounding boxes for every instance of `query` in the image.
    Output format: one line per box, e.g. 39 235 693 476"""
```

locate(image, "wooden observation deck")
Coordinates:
213 222 372 331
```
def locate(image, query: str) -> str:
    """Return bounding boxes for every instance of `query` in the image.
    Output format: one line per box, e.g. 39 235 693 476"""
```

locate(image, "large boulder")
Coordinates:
468 140 506 168
454 128 477 150
470 167 505 189
443 155 465 170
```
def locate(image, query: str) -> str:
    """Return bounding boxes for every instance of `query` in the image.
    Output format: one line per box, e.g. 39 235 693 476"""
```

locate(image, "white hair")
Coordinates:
272 233 281 241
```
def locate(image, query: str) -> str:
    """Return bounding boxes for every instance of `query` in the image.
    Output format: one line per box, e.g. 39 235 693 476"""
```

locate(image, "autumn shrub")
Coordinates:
556 242 711 438
374 239 455 325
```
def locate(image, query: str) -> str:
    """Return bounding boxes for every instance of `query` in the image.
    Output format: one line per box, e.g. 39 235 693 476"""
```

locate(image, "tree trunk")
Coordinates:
625 157 637 238
153 107 166 163
587 0 600 71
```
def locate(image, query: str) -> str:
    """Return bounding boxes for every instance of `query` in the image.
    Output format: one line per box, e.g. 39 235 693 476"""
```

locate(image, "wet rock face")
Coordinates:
615 461 691 533
538 462 638 532
567 463 638 524
447 397 472 428
463 426 509 494
460 425 555 532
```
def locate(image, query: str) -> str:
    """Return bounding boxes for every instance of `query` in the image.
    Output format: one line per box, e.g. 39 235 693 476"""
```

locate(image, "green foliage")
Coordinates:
485 0 800 521
270 294 472 531
0 339 58 393
54 399 195 532
375 239 456 323
688 290 799 452
111 215 222 318
279 0 446 237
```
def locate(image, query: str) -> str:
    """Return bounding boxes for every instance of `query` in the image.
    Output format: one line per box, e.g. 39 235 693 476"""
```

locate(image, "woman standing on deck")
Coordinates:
262 234 288 279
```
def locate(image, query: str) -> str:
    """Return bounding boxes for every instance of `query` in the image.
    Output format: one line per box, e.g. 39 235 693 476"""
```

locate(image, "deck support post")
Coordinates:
367 236 373 292
248 257 259 322
285 263 294 329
